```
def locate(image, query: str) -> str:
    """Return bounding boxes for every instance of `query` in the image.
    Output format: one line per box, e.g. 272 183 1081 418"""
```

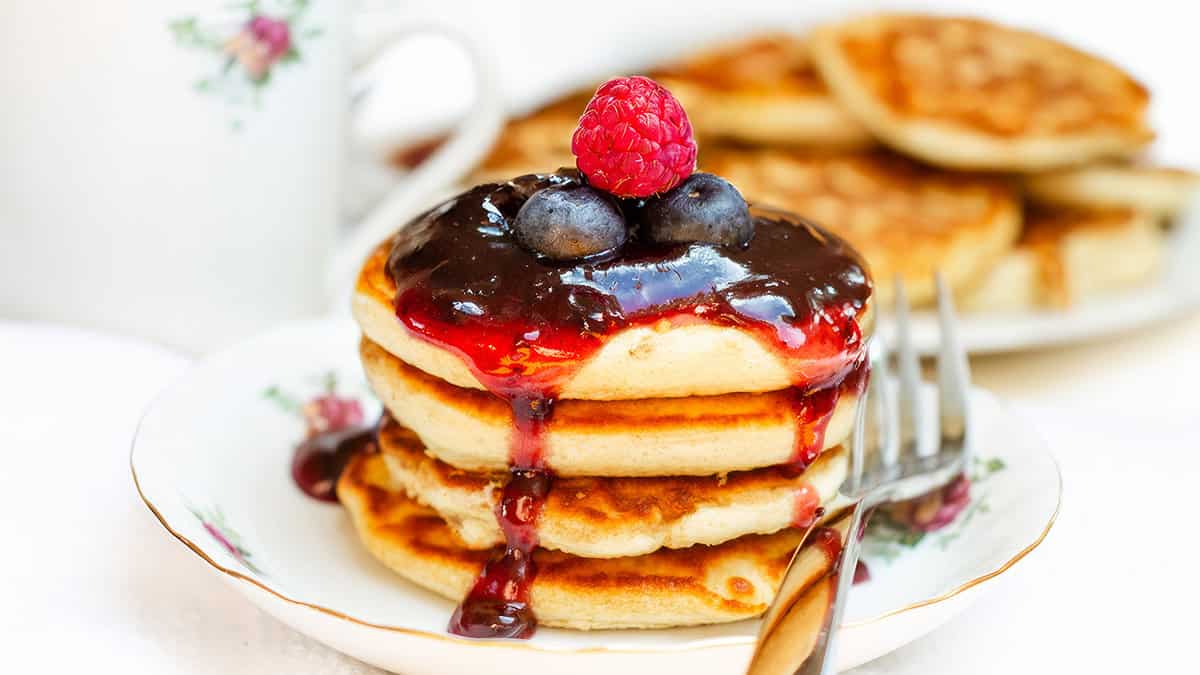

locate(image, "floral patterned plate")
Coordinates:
131 318 1060 674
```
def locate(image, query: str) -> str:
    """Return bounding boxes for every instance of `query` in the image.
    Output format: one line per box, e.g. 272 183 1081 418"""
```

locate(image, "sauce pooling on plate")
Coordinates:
291 426 378 503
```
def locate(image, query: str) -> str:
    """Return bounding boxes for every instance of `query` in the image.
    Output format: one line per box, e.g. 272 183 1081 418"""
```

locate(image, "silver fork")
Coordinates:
747 274 973 675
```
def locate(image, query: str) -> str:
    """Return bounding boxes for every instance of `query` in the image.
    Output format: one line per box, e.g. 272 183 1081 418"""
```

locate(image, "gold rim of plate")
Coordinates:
130 431 1061 654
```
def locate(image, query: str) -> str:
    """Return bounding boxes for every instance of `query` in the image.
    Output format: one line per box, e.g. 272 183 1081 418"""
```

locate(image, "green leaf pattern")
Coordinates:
862 456 1007 563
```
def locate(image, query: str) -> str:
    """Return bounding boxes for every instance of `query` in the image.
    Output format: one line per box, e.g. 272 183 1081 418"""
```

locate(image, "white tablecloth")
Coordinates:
2 316 1197 673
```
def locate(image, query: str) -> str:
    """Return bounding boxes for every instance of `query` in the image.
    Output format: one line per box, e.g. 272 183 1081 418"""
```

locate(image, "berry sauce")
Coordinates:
809 527 845 567
787 355 869 473
810 525 870 584
386 170 872 639
447 469 551 639
792 486 823 530
853 560 871 585
291 425 378 503
388 171 872 395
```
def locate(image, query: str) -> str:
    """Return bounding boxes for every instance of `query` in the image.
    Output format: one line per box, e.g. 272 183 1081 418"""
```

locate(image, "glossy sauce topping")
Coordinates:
387 171 872 639
387 170 872 396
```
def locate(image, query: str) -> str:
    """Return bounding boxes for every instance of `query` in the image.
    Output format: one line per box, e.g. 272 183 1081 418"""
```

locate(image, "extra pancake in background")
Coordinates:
961 207 1162 312
338 450 852 630
360 338 859 477
464 34 874 184
376 415 850 558
703 148 1021 308
466 91 591 185
1023 163 1200 217
652 34 872 149
811 14 1153 171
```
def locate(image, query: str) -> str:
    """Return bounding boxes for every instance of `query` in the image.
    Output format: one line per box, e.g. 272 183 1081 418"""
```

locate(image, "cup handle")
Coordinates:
327 20 504 306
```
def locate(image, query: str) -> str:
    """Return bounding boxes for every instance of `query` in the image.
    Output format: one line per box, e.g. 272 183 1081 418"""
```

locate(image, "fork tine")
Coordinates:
865 336 895 469
934 273 971 471
848 339 884 494
892 277 923 461
848 369 867 495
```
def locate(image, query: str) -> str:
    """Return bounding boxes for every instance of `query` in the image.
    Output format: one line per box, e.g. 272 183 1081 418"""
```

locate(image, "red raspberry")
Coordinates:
571 76 697 198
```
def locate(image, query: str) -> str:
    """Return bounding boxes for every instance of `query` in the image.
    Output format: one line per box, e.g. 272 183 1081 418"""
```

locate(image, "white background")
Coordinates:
2 0 1199 673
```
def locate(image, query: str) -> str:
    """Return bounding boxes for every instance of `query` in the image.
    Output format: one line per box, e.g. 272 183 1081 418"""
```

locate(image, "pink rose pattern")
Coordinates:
263 371 367 432
860 457 1007 570
169 1 319 120
302 394 365 437
188 506 264 576
224 15 293 80
188 370 367 575
882 474 972 533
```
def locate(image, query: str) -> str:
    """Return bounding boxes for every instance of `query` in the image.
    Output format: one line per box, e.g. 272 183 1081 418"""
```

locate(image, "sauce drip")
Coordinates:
853 560 871 585
291 425 378 503
809 526 845 566
789 386 841 471
809 525 869 583
792 486 823 529
448 392 555 639
387 171 873 639
448 467 552 639
786 355 870 474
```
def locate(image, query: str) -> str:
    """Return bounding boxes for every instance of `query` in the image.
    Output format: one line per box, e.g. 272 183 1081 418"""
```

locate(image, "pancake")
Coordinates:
467 92 590 185
361 338 858 477
811 14 1153 170
961 207 1162 311
377 416 850 558
338 450 851 630
703 148 1021 307
1023 163 1200 216
653 34 872 148
355 248 874 400
354 172 874 401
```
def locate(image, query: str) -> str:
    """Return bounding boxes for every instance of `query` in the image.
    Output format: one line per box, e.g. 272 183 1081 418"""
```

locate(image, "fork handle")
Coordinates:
793 499 869 675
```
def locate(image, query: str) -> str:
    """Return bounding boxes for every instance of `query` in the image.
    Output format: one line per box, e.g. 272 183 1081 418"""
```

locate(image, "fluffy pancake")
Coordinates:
360 338 858 477
811 14 1153 170
1023 163 1200 216
467 92 590 185
961 207 1162 311
703 148 1021 307
653 34 871 148
338 451 851 630
378 416 850 558
354 240 874 401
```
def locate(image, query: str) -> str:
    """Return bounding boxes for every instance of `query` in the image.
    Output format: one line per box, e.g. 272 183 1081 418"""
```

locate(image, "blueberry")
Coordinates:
507 168 582 200
511 184 627 261
640 173 754 248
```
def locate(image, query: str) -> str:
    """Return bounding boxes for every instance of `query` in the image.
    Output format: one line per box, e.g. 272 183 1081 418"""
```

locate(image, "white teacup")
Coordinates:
0 1 502 353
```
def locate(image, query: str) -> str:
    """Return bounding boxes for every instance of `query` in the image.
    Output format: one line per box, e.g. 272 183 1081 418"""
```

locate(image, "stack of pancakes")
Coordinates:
443 14 1197 311
338 181 873 631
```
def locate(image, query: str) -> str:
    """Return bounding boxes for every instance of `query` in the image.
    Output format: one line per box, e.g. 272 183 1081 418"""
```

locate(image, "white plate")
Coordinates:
131 318 1060 674
890 219 1200 354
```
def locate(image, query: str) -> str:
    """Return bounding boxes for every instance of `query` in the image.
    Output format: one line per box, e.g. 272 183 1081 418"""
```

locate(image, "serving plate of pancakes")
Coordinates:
132 317 1060 674
410 13 1200 354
